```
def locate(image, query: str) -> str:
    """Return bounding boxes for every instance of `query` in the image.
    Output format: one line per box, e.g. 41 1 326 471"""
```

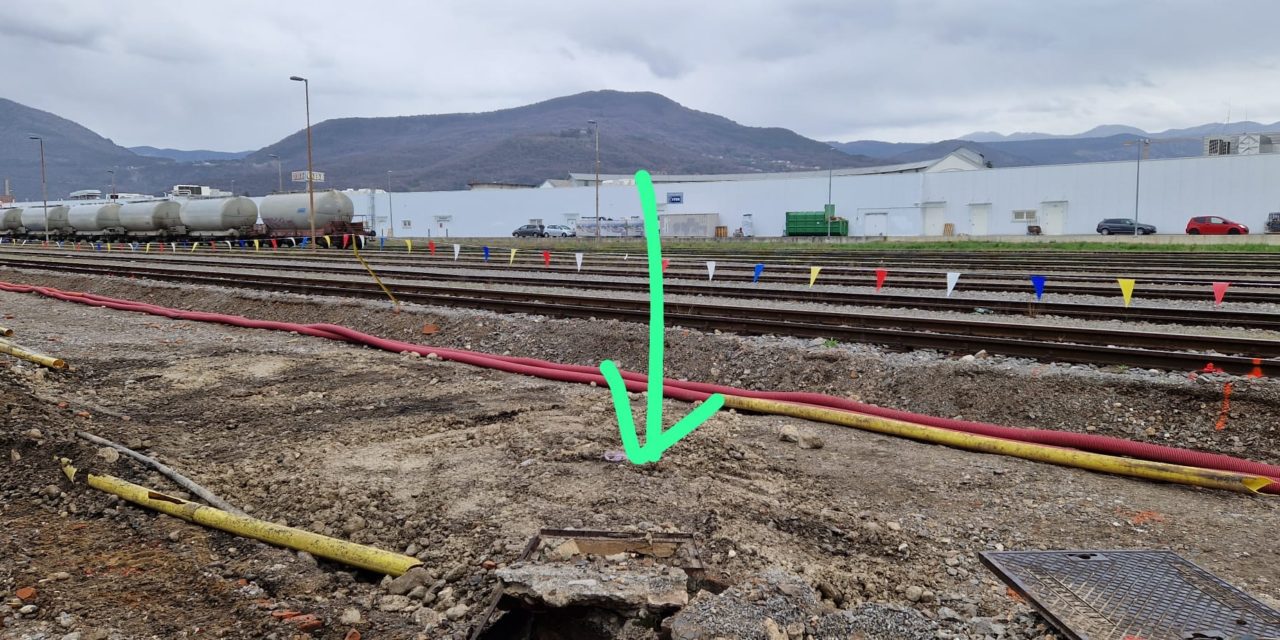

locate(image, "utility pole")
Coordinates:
290 75 317 248
107 169 116 198
1132 138 1149 237
588 120 600 239
387 170 395 238
28 135 48 244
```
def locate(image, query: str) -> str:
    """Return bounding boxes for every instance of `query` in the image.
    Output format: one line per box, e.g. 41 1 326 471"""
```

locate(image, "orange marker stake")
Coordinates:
1214 382 1233 431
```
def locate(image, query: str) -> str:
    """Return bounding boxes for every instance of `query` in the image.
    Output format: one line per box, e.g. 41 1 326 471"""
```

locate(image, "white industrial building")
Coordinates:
352 148 1280 238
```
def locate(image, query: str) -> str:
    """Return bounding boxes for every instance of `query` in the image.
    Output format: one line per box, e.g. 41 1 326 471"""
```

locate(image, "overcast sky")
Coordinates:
4 0 1278 151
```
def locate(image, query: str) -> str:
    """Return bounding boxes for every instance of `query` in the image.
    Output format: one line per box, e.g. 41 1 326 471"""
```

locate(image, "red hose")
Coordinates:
5 280 1277 492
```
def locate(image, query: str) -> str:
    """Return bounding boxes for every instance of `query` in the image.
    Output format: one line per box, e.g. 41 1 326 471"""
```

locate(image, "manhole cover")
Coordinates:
980 550 1280 640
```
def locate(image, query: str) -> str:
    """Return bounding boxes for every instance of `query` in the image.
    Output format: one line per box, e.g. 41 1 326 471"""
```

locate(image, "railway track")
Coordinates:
2 250 1277 376
2 250 1278 330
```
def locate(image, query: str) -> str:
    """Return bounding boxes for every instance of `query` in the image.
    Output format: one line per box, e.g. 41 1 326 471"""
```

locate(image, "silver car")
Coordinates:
543 224 576 237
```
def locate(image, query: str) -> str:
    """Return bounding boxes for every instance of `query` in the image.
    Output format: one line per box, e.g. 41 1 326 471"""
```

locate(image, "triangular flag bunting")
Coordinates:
809 266 822 287
874 268 888 292
406 239 413 253
144 242 151 253
323 235 332 248
453 244 461 260
1030 275 1046 301
483 246 490 261
254 239 260 251
428 240 436 255
706 261 716 281
661 258 670 273
379 236 386 250
542 250 551 267
509 248 518 265
945 272 960 297
575 252 584 272
1212 281 1230 306
752 263 765 283
1117 278 1135 307
342 234 350 249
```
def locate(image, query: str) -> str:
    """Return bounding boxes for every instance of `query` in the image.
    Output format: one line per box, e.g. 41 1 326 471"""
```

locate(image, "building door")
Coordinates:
864 212 888 236
433 215 452 238
922 204 946 236
1041 201 1067 235
968 204 990 235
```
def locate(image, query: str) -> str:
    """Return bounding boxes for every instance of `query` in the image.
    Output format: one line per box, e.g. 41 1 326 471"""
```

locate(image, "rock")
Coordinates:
959 355 976 363
58 611 75 627
548 539 580 561
973 618 1005 636
798 434 825 450
25 428 43 440
763 618 788 640
96 447 119 464
937 606 962 622
779 425 800 443
9 449 19 462
378 595 413 612
496 564 688 611
51 571 70 581
342 515 367 535
444 603 469 620
974 350 989 359
386 566 431 596
408 585 427 599
413 607 443 627
905 586 923 602
43 484 62 498
339 607 362 625
61 633 82 640
19 604 38 615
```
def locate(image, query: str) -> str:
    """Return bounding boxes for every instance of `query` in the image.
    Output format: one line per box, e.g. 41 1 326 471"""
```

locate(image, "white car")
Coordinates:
543 224 576 237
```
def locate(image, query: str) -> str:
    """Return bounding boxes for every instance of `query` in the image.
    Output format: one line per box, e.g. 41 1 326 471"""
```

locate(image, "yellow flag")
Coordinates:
324 235 332 248
1117 278 1135 307
406 239 413 253
253 239 260 251
509 248 518 265
106 242 111 252
190 241 198 252
809 266 822 288
145 242 151 253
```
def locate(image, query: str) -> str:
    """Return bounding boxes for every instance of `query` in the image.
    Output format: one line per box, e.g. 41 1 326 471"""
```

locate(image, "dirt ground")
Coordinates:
2 270 1278 640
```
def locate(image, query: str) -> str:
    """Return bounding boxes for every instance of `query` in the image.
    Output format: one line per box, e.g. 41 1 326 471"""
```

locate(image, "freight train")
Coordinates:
0 190 370 242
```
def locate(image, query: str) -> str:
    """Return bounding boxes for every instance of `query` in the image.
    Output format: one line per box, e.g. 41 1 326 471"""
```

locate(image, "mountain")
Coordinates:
957 121 1279 143
129 146 251 162
0 91 880 198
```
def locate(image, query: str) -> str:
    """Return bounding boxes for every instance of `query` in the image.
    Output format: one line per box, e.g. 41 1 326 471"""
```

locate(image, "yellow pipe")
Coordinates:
0 338 66 369
59 459 422 576
351 239 401 313
0 325 12 337
721 395 1274 495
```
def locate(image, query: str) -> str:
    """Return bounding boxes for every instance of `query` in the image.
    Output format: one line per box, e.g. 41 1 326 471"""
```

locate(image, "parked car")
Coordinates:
543 224 576 237
1266 212 1280 234
1096 218 1156 235
512 224 545 237
1186 216 1249 235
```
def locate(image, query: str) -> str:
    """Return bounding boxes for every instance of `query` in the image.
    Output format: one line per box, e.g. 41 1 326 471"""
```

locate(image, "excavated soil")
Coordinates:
1 270 1278 640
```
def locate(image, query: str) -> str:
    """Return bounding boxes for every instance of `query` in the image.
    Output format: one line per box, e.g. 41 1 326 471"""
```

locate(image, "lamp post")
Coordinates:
827 148 836 237
386 170 395 238
269 154 283 193
28 135 48 244
107 169 116 199
290 75 317 249
588 119 600 239
1132 138 1149 237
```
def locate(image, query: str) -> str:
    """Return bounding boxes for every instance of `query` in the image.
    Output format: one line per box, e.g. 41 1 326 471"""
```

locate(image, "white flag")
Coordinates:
453 243 461 260
707 261 716 281
575 252 584 272
945 272 960 297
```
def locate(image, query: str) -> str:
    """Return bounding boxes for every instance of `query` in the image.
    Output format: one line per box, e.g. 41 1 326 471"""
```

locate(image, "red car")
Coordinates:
1186 216 1249 235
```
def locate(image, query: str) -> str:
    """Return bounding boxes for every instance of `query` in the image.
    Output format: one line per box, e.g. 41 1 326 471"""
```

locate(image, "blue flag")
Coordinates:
380 236 386 249
1030 275 1046 300
752 263 765 283
483 246 490 262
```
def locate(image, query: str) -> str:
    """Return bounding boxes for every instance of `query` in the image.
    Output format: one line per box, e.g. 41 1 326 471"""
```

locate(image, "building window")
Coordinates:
1012 209 1038 222
401 219 412 228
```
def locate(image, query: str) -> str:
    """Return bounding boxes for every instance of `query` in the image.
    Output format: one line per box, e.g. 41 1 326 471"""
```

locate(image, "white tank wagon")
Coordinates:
259 191 354 234
178 197 258 236
1 208 22 233
20 205 71 233
67 203 125 236
119 200 182 233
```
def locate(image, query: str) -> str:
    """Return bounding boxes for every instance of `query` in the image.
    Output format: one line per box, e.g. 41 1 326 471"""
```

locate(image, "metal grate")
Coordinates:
979 550 1280 640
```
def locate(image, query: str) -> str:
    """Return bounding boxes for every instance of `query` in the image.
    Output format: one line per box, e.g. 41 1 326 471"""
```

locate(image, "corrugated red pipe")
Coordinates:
5 281 1276 493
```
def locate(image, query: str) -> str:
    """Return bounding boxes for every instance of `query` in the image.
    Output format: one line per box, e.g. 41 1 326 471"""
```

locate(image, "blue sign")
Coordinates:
666 192 683 205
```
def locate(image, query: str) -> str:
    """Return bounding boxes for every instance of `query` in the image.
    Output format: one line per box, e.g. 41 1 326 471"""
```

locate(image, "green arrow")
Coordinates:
599 170 725 464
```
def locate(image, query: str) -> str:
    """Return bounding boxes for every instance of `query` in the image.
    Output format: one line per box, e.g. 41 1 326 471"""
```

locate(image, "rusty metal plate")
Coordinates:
979 550 1280 640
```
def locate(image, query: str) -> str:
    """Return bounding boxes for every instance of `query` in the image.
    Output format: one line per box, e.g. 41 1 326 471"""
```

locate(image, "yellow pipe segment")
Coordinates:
0 326 12 337
721 395 1274 495
0 338 66 369
59 459 422 576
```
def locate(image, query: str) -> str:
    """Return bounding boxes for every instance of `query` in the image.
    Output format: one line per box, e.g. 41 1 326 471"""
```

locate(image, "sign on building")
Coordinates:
291 170 326 183
666 192 684 204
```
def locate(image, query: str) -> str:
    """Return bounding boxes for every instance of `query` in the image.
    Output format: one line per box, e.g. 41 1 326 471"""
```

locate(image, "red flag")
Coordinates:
270 238 278 250
75 242 82 251
342 234 351 249
661 259 670 273
542 250 551 266
210 241 217 251
1211 282 1230 306
428 240 436 255
874 268 888 291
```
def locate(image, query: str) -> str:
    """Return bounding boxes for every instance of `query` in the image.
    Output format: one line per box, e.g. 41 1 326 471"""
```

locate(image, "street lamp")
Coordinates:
269 154 283 193
588 119 600 239
1131 138 1150 237
827 147 837 237
28 135 48 244
290 75 317 248
107 169 116 199
386 170 395 238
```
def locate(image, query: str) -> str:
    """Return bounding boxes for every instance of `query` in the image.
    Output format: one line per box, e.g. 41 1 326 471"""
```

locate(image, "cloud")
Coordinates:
2 0 1279 150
